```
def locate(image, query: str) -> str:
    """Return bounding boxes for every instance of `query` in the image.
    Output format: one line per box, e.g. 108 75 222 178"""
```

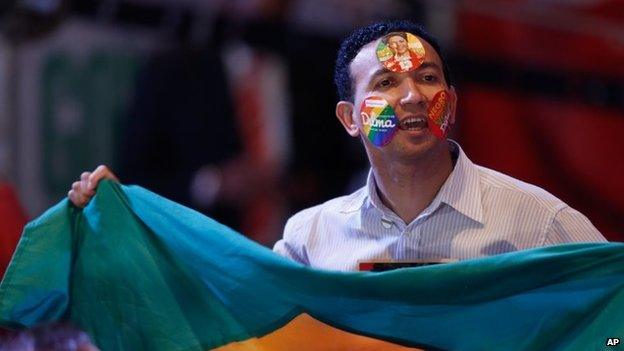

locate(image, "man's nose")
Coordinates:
398 78 425 108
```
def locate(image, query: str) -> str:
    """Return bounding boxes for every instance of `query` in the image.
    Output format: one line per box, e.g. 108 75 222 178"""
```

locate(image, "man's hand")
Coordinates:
68 165 119 208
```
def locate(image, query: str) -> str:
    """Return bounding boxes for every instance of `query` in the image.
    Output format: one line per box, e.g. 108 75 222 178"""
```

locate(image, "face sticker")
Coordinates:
360 96 398 147
427 90 455 139
376 32 426 73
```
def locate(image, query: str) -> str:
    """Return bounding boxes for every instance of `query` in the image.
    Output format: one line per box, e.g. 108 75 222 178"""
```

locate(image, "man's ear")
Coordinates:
336 101 360 137
449 86 458 125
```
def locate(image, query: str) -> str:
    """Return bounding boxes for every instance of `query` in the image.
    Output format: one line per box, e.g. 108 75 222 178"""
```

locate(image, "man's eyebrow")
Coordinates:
369 68 389 80
417 61 442 71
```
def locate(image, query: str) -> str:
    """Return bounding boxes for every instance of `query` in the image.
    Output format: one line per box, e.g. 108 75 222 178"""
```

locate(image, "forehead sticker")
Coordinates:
376 32 426 73
427 90 454 139
360 96 398 147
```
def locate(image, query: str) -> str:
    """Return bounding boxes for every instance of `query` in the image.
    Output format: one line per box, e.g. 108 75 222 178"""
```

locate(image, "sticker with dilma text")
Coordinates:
376 32 426 73
360 96 398 147
427 90 454 139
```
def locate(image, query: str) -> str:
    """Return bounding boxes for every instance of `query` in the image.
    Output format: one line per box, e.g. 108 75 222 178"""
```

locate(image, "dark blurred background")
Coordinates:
0 0 622 263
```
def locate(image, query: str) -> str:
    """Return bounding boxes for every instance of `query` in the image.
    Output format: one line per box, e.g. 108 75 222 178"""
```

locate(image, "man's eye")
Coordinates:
377 79 393 88
422 74 438 83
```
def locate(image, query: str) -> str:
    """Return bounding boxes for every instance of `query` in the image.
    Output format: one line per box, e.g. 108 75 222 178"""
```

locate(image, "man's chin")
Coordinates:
380 136 442 162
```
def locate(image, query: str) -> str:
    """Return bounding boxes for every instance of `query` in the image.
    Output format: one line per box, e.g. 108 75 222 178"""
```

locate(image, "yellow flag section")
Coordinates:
215 313 423 351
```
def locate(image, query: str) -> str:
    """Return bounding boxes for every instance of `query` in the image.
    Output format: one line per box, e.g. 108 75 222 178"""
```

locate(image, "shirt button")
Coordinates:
381 218 393 229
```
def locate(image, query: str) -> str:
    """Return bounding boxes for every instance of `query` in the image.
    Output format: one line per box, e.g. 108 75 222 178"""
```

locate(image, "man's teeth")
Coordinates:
398 117 428 130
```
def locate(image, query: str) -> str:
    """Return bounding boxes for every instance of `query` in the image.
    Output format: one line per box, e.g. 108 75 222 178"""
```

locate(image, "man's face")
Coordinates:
346 35 454 161
387 35 408 55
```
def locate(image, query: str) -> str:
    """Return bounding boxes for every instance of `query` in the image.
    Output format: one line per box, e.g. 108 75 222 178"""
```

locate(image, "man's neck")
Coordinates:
371 143 454 224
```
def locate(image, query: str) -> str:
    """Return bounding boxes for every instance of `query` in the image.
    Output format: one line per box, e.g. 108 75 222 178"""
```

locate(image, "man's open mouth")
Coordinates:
398 117 428 131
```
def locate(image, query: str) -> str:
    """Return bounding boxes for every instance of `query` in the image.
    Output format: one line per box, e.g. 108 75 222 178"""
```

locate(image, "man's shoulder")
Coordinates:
475 165 567 212
284 186 367 234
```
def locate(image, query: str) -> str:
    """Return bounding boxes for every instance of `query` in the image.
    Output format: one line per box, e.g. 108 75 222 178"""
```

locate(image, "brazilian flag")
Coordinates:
1 181 623 350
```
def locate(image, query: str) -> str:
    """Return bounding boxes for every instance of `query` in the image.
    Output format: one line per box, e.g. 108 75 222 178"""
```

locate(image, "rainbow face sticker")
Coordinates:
360 96 398 147
376 32 426 73
427 90 454 139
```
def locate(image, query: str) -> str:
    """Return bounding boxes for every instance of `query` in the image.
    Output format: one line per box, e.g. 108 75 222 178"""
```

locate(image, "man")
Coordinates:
69 20 606 271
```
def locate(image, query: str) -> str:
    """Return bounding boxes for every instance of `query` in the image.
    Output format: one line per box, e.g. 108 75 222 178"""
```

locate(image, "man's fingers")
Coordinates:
68 189 88 208
70 180 94 207
87 165 118 191
68 165 118 208
79 173 92 194
87 167 104 190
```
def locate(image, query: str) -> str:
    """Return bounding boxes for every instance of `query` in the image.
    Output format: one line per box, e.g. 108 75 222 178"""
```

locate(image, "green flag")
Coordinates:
1 180 623 350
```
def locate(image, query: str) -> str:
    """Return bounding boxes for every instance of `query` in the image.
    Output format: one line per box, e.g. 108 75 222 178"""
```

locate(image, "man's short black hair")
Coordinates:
334 20 452 102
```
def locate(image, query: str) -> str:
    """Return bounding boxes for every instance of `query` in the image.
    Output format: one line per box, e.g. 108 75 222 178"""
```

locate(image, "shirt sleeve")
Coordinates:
545 206 608 245
272 216 310 265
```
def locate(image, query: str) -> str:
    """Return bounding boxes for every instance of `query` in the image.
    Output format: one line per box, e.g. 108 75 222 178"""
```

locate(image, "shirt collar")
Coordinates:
341 140 484 224
433 140 484 224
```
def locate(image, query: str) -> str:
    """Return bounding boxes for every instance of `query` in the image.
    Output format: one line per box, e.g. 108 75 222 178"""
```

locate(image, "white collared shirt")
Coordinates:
273 142 607 271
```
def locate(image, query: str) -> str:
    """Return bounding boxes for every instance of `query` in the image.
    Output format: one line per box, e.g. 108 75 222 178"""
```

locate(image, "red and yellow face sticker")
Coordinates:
376 32 426 73
427 90 454 139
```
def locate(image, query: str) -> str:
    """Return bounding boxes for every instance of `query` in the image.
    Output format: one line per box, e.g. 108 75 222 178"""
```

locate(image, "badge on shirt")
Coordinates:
358 259 456 272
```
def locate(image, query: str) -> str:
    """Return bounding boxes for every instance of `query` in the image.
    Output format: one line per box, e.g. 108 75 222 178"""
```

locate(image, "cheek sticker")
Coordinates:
427 90 455 139
376 32 426 73
360 96 398 147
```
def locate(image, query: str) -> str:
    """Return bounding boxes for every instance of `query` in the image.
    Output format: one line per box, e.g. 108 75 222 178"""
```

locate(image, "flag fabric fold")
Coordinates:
0 180 623 350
